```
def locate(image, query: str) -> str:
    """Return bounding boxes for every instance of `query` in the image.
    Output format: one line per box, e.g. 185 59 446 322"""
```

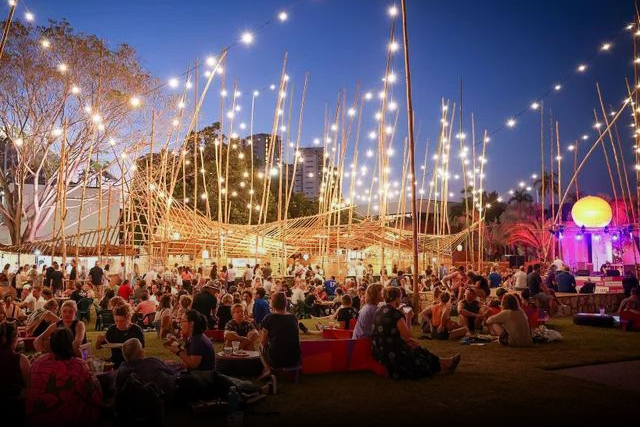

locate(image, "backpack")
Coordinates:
579 281 595 294
115 373 164 424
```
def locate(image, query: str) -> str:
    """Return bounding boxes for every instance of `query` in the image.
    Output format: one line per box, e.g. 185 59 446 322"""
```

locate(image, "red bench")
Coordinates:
300 338 387 376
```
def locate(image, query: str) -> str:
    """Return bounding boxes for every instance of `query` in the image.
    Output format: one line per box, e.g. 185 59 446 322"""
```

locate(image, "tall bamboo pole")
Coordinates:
400 0 420 309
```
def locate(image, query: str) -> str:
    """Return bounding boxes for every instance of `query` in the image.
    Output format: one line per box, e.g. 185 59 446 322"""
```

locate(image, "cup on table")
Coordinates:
223 346 233 356
231 341 240 354
227 411 243 427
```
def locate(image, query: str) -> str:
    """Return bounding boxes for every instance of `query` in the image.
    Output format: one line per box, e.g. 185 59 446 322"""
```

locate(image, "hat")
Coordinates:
23 284 32 289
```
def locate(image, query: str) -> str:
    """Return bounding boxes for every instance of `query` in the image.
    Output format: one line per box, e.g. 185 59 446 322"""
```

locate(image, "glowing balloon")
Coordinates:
571 196 612 228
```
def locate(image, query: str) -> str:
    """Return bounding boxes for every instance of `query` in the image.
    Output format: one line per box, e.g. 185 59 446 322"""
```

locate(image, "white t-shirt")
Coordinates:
514 270 528 289
227 268 236 281
355 265 366 278
263 280 273 294
23 294 45 311
243 269 253 281
291 288 305 304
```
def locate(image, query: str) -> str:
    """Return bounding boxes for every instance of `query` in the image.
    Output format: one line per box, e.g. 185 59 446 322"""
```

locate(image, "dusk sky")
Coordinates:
19 0 637 201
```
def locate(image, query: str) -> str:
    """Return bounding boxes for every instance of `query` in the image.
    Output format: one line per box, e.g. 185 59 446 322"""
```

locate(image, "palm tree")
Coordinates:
508 189 533 205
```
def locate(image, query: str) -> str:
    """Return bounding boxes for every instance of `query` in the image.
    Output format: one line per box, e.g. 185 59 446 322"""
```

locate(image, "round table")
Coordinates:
215 351 262 377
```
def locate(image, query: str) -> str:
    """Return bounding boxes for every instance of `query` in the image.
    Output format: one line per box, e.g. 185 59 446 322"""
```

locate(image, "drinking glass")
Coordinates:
232 341 240 354
92 358 104 373
223 346 233 356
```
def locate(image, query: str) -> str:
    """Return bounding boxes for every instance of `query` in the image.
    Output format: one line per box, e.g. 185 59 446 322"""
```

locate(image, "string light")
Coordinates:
278 11 288 21
567 145 575 151
129 96 141 107
40 39 50 49
14 138 23 146
57 63 68 73
206 56 216 67
554 84 562 91
364 92 373 100
70 85 81 94
577 64 587 72
506 118 516 128
168 78 179 88
389 41 399 52
531 102 540 110
25 11 34 22
601 42 611 51
253 90 259 96
241 32 254 45
388 5 399 17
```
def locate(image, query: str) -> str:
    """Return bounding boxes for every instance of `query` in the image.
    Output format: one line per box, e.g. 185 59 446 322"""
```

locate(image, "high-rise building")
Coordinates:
245 133 281 167
293 147 324 200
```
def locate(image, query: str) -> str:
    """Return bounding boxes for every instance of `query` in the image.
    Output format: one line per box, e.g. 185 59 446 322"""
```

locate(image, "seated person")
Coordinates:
423 291 468 341
154 294 173 339
556 267 577 293
34 300 87 358
166 310 214 371
352 283 384 339
418 287 443 333
457 288 491 332
0 320 31 424
133 290 156 325
619 288 640 330
485 294 533 347
69 282 88 304
21 286 45 312
335 294 358 330
116 338 180 402
252 287 271 327
258 292 301 380
26 328 102 426
24 299 59 337
372 287 460 380
217 293 234 330
224 303 259 350
96 303 145 368
98 288 115 310
3 294 26 323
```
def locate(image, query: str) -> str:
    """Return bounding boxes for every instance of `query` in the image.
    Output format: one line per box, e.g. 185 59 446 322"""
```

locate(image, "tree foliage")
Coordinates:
0 20 156 244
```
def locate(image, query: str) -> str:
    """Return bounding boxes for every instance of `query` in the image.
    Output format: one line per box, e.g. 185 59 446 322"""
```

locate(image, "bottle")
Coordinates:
227 386 240 414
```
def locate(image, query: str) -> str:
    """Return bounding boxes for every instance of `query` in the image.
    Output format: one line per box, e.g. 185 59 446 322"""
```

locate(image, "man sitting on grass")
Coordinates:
457 288 491 332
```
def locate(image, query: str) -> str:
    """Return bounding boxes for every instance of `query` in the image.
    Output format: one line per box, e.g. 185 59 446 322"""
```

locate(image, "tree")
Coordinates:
508 189 534 205
533 172 558 204
0 20 156 245
139 123 318 226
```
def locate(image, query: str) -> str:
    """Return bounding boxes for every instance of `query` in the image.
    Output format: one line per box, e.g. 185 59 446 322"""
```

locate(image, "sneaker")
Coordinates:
298 322 309 334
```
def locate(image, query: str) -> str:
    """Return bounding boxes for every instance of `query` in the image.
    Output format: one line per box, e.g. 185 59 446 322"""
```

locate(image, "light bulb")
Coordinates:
241 32 254 45
278 11 288 21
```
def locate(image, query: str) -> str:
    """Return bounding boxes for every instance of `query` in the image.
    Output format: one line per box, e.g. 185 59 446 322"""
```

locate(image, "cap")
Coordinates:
23 284 32 289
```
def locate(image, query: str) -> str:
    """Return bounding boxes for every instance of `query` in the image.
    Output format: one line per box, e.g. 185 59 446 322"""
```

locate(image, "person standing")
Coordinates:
488 266 502 288
89 262 104 291
69 260 78 285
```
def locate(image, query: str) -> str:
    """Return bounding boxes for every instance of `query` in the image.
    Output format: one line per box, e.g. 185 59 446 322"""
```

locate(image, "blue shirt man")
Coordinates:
488 270 502 288
324 277 337 296
252 287 271 326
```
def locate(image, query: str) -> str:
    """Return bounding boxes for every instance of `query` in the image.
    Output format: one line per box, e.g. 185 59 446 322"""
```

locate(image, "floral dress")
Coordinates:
26 354 102 427
371 304 441 380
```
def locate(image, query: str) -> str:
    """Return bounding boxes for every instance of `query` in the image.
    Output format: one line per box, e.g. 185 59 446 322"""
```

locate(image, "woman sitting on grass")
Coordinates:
485 294 533 347
372 287 460 380
352 283 384 339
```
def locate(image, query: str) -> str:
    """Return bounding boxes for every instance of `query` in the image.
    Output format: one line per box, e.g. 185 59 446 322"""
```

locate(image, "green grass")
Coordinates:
84 313 640 426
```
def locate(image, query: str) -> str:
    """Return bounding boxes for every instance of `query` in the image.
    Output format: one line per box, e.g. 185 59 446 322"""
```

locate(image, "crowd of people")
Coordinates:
1 255 639 425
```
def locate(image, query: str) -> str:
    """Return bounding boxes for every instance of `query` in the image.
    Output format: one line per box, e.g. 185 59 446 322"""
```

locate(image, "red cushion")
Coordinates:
300 339 386 376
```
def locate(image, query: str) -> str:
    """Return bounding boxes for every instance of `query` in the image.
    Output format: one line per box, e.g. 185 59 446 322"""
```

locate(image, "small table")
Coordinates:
215 350 262 377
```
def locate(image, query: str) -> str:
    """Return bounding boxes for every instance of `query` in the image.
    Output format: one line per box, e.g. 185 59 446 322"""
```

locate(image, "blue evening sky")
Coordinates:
19 0 636 200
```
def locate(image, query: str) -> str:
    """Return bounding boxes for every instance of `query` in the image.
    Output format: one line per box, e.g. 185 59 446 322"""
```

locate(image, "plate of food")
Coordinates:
233 351 249 357
101 343 124 349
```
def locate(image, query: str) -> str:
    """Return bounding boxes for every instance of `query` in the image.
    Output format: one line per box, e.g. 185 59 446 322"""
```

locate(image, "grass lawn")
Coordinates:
85 314 640 426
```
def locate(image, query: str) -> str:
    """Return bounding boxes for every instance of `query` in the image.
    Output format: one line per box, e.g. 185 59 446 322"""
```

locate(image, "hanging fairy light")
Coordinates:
278 11 288 21
241 32 254 45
